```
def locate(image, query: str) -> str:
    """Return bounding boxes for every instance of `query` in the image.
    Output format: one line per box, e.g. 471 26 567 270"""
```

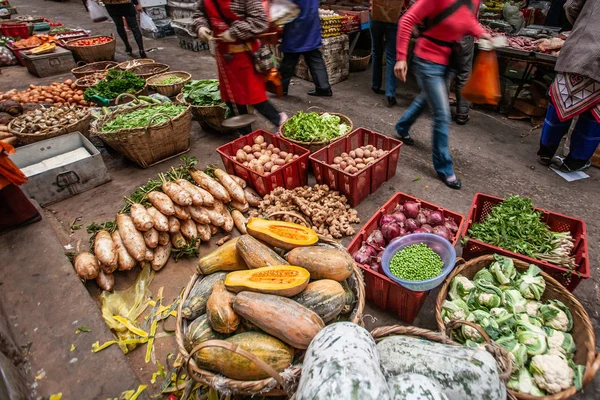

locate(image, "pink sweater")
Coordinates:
396 0 485 66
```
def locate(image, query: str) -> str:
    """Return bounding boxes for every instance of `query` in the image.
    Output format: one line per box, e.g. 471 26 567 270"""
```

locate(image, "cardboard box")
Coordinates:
372 0 405 23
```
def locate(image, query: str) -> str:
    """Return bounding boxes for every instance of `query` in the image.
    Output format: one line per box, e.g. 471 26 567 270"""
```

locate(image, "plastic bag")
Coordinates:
140 12 158 33
0 47 18 67
269 0 300 26
87 0 109 23
462 49 501 105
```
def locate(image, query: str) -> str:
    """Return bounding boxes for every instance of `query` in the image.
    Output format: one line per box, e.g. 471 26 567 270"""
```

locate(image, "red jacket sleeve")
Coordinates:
467 15 485 38
395 0 433 61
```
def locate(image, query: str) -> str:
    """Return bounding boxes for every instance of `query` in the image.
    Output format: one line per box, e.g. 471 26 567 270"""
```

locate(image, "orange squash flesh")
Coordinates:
225 265 310 297
246 218 319 250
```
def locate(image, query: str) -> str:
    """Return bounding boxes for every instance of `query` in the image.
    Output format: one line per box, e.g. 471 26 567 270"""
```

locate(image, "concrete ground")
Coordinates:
1 0 599 398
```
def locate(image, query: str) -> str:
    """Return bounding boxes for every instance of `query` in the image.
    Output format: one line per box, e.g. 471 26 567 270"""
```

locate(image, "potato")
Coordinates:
246 154 255 161
251 144 261 152
152 243 171 271
258 155 270 165
347 159 356 167
364 157 375 164
340 152 348 158
243 161 249 166
349 167 359 174
272 147 280 154
260 142 267 149
285 153 293 162
158 231 170 246
363 149 371 158
254 135 265 144
272 165 280 172
293 155 299 160
112 231 136 271
333 156 343 164
144 228 159 249
340 161 348 169
253 151 262 159
357 163 366 169
74 252 100 280
270 154 279 161
96 270 114 292
117 214 147 262
236 149 247 162
95 230 118 273
355 148 364 158
256 164 265 174
349 150 356 158
355 158 364 164
243 145 252 153
264 161 273 171
265 150 272 157
279 151 288 158
343 165 353 173
267 143 274 150
273 158 285 166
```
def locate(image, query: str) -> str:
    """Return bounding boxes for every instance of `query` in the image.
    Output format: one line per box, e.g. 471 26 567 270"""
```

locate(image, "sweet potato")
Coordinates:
230 175 247 188
210 225 219 235
189 169 231 202
158 231 170 246
94 230 118 273
190 205 211 225
175 179 205 206
116 214 147 262
148 191 175 216
213 168 245 203
196 223 211 242
222 208 234 232
162 181 193 206
229 200 249 213
74 252 100 280
130 203 153 231
196 187 215 206
181 219 198 239
172 231 187 249
144 227 159 249
231 210 247 234
243 187 262 207
147 207 169 232
200 205 224 227
145 248 154 261
174 204 191 220
96 270 114 291
112 231 136 271
168 216 181 234
152 243 172 271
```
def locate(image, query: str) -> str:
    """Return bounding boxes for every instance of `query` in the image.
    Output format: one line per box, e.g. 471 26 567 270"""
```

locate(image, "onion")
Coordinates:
380 214 396 227
366 229 386 249
398 227 408 237
427 210 444 226
416 212 427 226
403 201 420 218
381 222 402 242
405 218 420 232
433 225 452 242
413 228 427 233
353 242 378 264
392 211 406 224
370 250 384 273
420 224 434 233
421 208 432 218
394 204 404 213
444 218 459 233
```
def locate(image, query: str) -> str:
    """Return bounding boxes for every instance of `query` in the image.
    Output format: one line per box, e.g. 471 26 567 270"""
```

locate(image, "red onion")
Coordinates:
420 224 434 233
394 204 404 213
380 214 396 227
433 225 452 242
392 211 407 224
416 212 427 226
405 218 420 232
353 242 378 264
370 250 384 273
403 201 421 218
427 210 444 226
398 227 408 237
421 208 432 218
444 218 459 233
413 228 427 233
381 222 402 242
366 229 386 249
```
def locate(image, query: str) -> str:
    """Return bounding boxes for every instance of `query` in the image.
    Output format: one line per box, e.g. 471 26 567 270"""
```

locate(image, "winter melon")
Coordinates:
296 322 391 400
388 374 448 400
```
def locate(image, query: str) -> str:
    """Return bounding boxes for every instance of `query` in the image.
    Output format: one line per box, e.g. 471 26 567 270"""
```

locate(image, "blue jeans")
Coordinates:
370 19 397 97
396 56 454 178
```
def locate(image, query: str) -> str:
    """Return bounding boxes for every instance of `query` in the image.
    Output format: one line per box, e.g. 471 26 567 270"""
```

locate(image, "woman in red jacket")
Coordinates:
394 0 490 189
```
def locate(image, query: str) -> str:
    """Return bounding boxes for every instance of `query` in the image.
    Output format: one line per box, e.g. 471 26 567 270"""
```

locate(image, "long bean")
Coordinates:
101 104 186 132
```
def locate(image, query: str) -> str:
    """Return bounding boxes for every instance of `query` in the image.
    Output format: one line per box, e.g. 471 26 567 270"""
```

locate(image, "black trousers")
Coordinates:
451 36 474 115
279 49 331 93
105 3 144 52
226 101 281 135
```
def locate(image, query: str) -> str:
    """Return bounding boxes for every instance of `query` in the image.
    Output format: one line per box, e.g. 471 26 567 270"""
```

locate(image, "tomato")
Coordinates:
73 36 113 46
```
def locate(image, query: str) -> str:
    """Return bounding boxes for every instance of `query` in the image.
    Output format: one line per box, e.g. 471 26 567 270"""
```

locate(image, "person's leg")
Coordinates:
279 52 301 95
395 57 428 144
105 5 132 53
123 4 145 57
537 103 572 164
563 110 600 170
305 49 332 96
370 19 384 94
253 100 283 126
384 22 398 104
454 36 474 123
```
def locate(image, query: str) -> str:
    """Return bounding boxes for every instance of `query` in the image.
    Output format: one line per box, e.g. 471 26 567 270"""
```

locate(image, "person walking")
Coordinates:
278 0 332 97
193 0 286 135
102 0 146 58
537 0 600 172
393 0 490 189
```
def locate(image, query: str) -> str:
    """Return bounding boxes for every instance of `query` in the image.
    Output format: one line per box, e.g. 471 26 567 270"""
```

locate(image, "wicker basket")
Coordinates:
176 235 366 396
9 108 91 145
278 111 353 153
146 71 191 97
129 63 170 79
65 36 116 63
435 255 600 400
104 85 149 107
116 59 155 70
71 61 118 79
93 103 191 168
74 72 108 90
350 49 371 72
176 92 232 132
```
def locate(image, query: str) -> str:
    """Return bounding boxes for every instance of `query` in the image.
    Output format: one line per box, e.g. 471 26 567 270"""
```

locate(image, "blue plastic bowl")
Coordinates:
382 233 457 292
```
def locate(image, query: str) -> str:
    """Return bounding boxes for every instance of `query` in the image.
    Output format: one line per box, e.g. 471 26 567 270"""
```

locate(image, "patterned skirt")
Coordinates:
550 73 600 122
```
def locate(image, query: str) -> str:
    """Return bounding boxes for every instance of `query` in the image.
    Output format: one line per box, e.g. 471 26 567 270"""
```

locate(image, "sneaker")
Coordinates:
278 112 288 126
560 159 592 172
454 113 470 125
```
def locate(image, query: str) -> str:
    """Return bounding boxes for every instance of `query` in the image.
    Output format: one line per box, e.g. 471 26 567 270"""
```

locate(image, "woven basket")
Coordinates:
71 61 118 79
104 85 149 107
93 103 191 168
146 71 191 97
176 92 232 132
129 63 170 79
279 111 353 153
9 108 91 145
74 72 107 90
116 58 155 70
350 49 371 72
435 255 600 400
176 235 366 396
65 36 116 63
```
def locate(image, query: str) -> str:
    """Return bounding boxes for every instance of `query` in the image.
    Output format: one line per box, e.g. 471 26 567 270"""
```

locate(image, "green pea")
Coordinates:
389 243 443 281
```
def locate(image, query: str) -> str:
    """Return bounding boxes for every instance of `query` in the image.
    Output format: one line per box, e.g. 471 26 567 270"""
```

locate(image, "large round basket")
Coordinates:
350 49 371 72
146 71 191 97
105 85 149 107
435 255 600 400
176 92 232 132
176 236 366 397
279 112 353 153
129 63 170 79
65 36 116 63
9 107 91 145
74 71 108 90
71 60 118 79
92 103 191 168
116 59 155 71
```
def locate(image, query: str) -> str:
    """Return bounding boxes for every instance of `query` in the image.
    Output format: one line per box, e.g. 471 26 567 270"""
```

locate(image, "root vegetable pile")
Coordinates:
249 184 360 238
234 134 299 174
0 79 89 106
10 105 89 135
330 145 388 174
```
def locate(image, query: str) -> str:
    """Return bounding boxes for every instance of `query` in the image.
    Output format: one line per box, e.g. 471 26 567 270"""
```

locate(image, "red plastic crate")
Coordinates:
6 42 36 66
216 130 310 197
347 192 466 323
1 23 30 39
309 128 402 207
461 193 589 291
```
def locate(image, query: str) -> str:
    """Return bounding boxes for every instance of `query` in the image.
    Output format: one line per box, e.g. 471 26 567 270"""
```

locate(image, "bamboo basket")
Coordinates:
93 103 191 168
435 255 600 400
65 36 116 63
349 49 371 72
279 111 353 153
74 72 107 90
129 63 170 79
176 235 366 396
104 85 149 107
116 58 155 70
9 107 91 145
71 60 118 79
176 92 232 132
146 71 191 97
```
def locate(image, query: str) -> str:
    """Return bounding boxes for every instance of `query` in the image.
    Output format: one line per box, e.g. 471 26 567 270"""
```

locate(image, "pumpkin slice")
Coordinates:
246 218 318 250
225 265 310 297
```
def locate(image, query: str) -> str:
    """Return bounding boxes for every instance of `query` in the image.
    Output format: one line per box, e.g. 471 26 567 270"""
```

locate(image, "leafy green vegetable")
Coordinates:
182 80 223 106
158 76 184 85
84 69 145 101
282 111 349 142
101 104 186 132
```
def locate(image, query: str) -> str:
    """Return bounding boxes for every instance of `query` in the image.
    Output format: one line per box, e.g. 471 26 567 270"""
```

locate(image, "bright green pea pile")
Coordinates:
389 243 444 281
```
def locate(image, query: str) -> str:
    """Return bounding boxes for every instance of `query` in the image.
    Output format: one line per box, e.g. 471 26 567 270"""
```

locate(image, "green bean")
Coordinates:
101 104 186 132
389 243 443 281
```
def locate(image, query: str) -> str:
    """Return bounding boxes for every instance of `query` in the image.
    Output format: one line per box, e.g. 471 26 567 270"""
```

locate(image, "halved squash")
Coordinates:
246 218 318 250
225 265 310 297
